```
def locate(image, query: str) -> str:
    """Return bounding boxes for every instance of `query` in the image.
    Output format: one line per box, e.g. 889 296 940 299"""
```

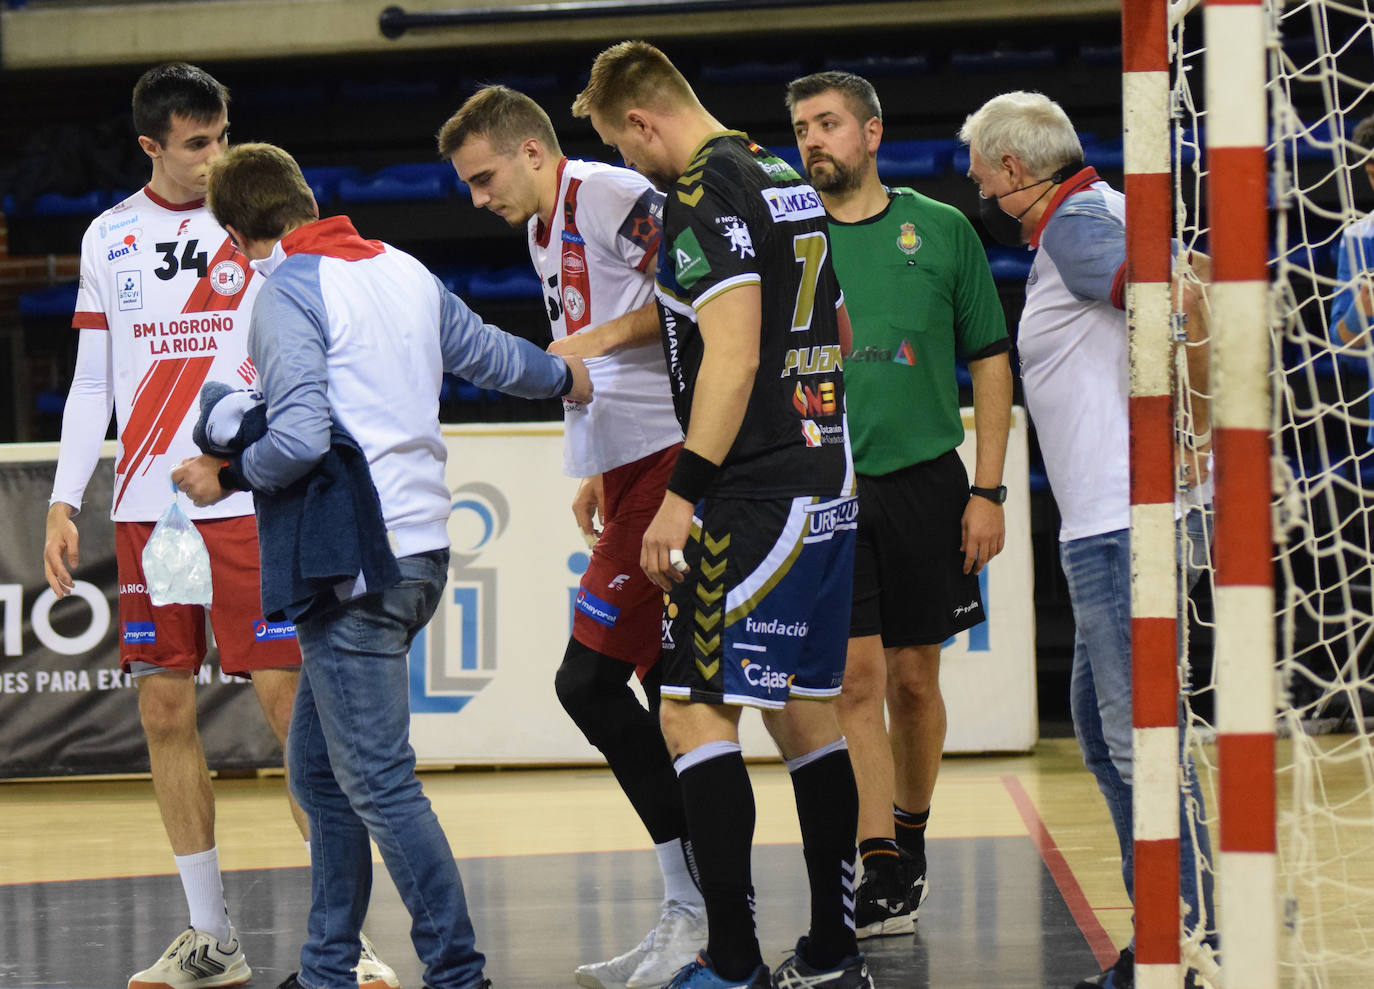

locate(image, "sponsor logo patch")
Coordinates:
672 228 711 290
575 588 620 627
106 230 142 262
253 620 297 642
563 285 586 321
98 213 140 239
123 621 156 644
618 189 664 251
209 259 246 297
117 270 142 312
761 185 825 223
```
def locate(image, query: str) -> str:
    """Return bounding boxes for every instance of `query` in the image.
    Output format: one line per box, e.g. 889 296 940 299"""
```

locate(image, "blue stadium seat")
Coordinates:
876 138 959 180
953 147 971 179
3 189 108 217
1082 136 1123 170
19 282 78 318
337 162 456 203
951 47 1058 72
431 266 472 297
986 247 1033 283
700 59 803 85
823 54 931 77
300 166 361 207
35 390 66 416
467 266 543 300
772 145 804 173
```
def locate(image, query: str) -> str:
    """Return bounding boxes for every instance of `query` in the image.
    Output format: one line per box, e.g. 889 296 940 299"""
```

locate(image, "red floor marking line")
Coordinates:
1001 773 1117 968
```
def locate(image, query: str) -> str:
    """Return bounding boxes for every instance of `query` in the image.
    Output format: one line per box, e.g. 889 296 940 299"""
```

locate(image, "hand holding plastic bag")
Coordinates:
142 478 213 607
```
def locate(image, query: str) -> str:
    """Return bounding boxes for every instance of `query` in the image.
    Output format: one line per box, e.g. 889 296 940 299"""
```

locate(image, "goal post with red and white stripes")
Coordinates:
1125 1 1374 986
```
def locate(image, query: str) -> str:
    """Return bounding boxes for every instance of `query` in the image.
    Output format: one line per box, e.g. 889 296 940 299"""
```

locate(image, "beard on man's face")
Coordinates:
806 152 865 196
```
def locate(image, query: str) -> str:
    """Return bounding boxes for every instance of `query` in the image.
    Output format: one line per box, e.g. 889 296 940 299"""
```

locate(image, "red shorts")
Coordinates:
573 443 681 671
114 515 301 677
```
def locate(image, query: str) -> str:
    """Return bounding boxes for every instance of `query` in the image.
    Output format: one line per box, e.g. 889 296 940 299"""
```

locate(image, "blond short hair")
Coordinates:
571 40 698 120
207 142 315 242
437 85 562 159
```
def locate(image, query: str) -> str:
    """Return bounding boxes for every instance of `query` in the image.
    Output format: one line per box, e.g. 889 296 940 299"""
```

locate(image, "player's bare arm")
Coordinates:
43 501 80 597
641 284 761 591
962 351 1012 574
548 301 660 358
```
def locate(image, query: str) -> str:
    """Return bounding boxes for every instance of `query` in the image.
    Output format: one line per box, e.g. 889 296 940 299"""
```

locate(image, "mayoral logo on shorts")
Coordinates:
210 259 247 297
898 222 922 255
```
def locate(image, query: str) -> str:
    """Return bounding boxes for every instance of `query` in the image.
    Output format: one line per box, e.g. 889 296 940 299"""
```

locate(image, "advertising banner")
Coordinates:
0 414 1036 778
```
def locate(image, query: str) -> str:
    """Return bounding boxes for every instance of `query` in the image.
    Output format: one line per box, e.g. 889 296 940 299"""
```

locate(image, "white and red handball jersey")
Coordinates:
527 158 682 478
69 186 260 521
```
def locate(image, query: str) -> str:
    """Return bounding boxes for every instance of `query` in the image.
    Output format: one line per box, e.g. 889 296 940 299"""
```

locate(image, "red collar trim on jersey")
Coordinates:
280 215 385 260
534 157 571 249
1029 166 1101 249
143 184 205 212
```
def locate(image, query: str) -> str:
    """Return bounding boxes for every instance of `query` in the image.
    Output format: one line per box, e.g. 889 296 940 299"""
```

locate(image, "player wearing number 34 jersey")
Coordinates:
68 185 260 520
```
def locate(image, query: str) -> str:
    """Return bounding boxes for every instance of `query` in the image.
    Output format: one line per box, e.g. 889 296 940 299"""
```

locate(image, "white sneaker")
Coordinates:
625 900 708 989
356 932 402 988
575 926 656 989
128 927 251 989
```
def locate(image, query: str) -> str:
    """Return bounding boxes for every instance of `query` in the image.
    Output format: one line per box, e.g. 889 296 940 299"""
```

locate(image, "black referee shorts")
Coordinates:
850 448 987 647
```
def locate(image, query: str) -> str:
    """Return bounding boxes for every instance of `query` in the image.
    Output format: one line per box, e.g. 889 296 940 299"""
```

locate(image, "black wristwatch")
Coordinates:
969 484 1008 504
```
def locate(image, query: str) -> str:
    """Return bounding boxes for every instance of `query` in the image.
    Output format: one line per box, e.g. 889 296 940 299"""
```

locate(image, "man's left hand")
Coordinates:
173 454 230 508
641 492 695 591
961 495 1006 575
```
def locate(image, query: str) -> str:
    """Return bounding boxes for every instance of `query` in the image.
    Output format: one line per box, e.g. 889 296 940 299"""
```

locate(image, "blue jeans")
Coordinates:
1061 512 1216 947
288 549 486 989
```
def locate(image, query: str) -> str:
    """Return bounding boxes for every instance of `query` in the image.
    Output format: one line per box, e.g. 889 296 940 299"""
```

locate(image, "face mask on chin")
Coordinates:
976 159 1086 248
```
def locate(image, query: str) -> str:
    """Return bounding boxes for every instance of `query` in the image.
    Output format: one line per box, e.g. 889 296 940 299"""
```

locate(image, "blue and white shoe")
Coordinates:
771 938 874 989
664 952 770 988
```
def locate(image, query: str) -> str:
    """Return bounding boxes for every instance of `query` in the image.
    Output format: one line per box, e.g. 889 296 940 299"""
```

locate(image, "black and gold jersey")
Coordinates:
654 131 852 500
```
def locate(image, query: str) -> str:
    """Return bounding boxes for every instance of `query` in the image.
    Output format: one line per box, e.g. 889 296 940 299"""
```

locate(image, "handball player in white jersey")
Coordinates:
441 86 702 989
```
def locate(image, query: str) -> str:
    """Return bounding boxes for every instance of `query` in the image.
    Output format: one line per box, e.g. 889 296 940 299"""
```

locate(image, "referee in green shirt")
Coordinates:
786 71 1014 938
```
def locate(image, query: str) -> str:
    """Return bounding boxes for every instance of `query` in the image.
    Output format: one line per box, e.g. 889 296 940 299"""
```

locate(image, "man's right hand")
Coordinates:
563 356 594 404
43 502 80 598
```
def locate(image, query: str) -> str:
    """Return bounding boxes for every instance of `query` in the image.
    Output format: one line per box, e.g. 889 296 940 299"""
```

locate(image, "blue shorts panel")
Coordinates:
661 494 856 709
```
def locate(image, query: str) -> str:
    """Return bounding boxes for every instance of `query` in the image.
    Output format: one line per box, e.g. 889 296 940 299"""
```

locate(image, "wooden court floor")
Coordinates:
0 738 1189 988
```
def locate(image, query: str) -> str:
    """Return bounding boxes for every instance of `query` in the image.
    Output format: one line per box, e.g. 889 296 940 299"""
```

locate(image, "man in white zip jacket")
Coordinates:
174 141 591 989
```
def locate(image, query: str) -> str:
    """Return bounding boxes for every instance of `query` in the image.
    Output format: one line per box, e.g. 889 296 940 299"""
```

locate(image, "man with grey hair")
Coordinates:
786 69 1011 940
960 91 1215 989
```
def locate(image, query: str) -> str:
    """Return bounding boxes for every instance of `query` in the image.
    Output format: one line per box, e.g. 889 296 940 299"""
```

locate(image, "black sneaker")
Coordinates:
1074 948 1134 989
276 976 304 989
901 848 929 922
771 937 874 989
853 860 914 939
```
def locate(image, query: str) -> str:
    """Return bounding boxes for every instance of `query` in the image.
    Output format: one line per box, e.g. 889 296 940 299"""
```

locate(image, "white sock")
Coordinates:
174 846 232 945
655 838 704 908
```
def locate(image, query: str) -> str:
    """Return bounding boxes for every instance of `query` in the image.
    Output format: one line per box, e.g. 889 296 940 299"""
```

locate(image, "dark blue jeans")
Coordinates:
1061 512 1216 948
288 549 486 989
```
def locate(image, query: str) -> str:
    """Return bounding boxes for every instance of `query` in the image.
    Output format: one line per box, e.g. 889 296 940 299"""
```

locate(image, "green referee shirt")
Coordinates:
829 187 1008 476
